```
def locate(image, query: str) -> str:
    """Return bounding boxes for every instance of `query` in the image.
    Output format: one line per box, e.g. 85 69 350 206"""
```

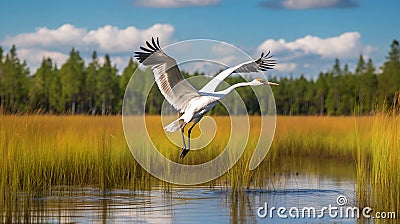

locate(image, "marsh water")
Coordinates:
3 158 358 223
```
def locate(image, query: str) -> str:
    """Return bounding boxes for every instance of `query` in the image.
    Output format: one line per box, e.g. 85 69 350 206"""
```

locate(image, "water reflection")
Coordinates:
2 158 358 223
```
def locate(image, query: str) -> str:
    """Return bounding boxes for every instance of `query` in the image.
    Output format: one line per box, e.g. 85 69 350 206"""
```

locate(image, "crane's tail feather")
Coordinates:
164 119 182 132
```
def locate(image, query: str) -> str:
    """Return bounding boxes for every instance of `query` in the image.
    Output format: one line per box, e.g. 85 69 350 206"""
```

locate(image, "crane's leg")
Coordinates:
180 125 188 159
187 116 202 150
180 116 202 159
180 121 187 149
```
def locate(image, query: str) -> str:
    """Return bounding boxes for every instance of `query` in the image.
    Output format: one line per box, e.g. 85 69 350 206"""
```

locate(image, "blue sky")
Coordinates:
0 0 399 78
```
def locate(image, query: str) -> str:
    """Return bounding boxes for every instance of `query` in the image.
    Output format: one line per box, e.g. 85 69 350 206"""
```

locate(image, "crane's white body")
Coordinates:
164 95 218 132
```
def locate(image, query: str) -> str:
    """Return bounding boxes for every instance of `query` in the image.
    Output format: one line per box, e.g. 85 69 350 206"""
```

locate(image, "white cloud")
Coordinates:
1 23 175 73
282 0 356 9
257 38 288 55
258 32 371 59
257 32 376 77
275 63 297 72
84 24 174 53
2 23 174 53
134 0 220 8
260 0 358 10
2 24 87 49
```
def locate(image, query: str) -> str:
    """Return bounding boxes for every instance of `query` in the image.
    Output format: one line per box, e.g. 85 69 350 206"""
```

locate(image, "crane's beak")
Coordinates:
266 81 279 86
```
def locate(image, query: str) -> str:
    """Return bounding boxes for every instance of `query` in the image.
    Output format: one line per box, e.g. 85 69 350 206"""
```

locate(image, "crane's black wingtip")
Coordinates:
260 51 271 58
133 53 149 63
134 37 162 63
256 51 276 71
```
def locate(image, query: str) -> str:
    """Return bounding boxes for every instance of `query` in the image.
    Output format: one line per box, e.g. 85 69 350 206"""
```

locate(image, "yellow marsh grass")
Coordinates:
0 116 136 191
1 115 366 190
357 108 400 218
0 115 398 213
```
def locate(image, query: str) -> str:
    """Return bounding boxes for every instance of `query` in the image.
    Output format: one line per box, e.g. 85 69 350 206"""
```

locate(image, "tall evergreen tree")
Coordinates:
355 55 366 76
60 48 85 114
355 55 366 107
326 59 342 115
97 54 118 115
2 45 30 113
315 72 328 115
378 39 400 105
119 57 137 110
31 57 56 112
338 66 356 115
119 57 136 93
48 64 63 113
332 58 342 76
85 51 100 115
361 58 378 113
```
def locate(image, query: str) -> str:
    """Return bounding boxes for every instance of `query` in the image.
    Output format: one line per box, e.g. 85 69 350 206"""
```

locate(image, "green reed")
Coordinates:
356 99 399 222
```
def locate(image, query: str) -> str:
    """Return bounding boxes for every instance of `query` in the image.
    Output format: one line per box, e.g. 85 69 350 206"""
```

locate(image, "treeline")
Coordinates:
0 46 135 115
0 40 399 115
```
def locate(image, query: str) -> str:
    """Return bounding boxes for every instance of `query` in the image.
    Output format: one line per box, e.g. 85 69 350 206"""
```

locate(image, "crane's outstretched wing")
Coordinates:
134 37 200 112
200 52 276 93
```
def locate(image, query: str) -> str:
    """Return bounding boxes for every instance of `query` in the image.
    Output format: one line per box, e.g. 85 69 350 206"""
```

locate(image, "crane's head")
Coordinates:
253 78 279 86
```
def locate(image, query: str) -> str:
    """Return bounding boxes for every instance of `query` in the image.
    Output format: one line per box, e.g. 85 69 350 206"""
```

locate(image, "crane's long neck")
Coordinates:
216 81 257 97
